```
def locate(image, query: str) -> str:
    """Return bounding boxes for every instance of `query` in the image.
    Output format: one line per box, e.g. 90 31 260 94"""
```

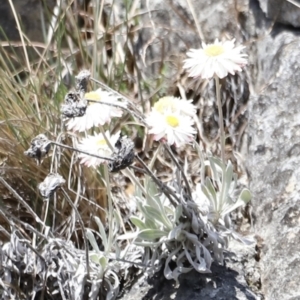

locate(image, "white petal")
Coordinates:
183 39 248 80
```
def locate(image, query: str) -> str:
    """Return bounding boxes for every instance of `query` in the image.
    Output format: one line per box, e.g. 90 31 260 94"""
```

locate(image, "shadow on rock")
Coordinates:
122 259 259 300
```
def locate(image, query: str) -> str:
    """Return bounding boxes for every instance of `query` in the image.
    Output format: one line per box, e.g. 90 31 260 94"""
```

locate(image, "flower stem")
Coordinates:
61 188 90 279
103 164 113 253
214 75 226 165
163 143 192 198
50 140 114 161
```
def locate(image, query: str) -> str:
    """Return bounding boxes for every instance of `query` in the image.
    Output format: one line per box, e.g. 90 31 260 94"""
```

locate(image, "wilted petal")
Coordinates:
61 91 88 118
38 173 66 199
75 69 91 92
24 134 51 164
108 135 135 172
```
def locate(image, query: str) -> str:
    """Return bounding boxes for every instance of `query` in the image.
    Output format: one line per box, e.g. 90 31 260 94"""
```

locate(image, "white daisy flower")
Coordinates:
183 39 248 79
153 96 196 117
66 89 124 132
146 110 196 147
77 131 120 168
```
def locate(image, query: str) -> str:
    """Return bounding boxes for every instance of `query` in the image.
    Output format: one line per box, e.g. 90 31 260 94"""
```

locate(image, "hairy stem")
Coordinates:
215 75 226 165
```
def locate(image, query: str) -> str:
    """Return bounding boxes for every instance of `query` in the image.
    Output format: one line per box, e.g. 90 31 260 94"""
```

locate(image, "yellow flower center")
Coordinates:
204 45 224 57
166 115 179 127
154 97 177 113
85 91 101 104
96 138 107 146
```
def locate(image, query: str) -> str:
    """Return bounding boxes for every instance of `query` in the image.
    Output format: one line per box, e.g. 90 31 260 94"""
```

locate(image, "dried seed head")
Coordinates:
75 70 91 92
24 134 51 164
108 136 135 172
61 91 88 118
38 173 66 199
64 91 81 104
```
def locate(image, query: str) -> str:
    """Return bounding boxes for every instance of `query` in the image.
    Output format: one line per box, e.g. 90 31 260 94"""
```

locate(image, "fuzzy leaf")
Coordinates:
86 229 100 253
201 180 217 211
168 223 184 240
94 216 108 250
137 229 168 241
175 204 183 223
164 247 181 282
144 218 157 229
130 216 147 230
221 161 233 203
239 188 252 203
90 253 101 264
99 256 108 269
143 205 173 229
117 231 138 240
208 156 222 185
184 247 209 273
221 188 251 217
134 240 164 247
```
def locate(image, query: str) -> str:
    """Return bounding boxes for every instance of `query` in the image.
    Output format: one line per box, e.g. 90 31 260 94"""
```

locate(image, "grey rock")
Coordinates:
0 0 56 71
258 0 300 27
247 30 300 300
239 0 273 38
0 0 56 42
